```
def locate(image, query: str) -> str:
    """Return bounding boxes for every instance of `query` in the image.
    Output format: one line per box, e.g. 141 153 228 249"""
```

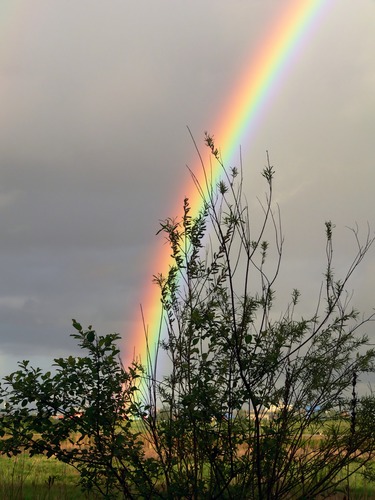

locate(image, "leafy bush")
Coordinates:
0 323 161 498
1 137 375 499
141 137 375 498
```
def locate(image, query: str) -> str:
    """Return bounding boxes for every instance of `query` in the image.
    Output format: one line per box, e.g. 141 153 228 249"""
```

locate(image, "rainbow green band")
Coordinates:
125 0 331 369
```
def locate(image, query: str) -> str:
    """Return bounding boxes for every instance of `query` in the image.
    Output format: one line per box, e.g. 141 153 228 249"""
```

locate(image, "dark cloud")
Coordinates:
0 1 374 378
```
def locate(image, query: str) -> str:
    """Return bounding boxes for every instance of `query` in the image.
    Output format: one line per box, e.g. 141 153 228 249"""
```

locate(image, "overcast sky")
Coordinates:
0 1 374 380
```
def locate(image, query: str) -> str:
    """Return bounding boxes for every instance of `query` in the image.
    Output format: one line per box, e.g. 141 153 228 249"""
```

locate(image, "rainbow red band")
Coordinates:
125 0 332 369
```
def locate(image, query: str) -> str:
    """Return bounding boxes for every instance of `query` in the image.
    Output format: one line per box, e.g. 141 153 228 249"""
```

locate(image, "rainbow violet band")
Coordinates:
125 0 332 370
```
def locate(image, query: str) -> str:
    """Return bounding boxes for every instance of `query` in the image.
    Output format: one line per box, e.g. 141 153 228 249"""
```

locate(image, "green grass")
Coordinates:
0 453 98 500
1 450 375 499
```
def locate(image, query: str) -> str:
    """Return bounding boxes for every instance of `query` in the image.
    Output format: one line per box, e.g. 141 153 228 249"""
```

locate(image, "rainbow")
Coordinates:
125 0 332 370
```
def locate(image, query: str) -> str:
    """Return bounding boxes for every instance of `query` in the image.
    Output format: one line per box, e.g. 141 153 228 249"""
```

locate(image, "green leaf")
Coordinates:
86 331 95 343
72 319 82 331
245 334 252 345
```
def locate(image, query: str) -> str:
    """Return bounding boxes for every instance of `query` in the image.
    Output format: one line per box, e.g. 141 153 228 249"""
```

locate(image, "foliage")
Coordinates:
0 322 161 498
1 136 375 499
140 135 375 498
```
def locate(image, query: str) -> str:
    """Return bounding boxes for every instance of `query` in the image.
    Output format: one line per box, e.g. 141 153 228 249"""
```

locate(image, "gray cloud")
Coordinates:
0 1 374 378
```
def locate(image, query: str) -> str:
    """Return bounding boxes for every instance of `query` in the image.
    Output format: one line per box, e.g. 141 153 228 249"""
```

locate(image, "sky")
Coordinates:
0 1 374 380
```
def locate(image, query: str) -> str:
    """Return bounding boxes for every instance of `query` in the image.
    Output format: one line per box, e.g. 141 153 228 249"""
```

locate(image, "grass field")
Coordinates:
1 421 375 500
1 451 375 499
0 453 99 500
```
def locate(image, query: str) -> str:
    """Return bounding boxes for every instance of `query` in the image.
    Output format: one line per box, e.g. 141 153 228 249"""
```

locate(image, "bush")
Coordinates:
0 322 161 498
1 137 375 498
141 137 375 498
